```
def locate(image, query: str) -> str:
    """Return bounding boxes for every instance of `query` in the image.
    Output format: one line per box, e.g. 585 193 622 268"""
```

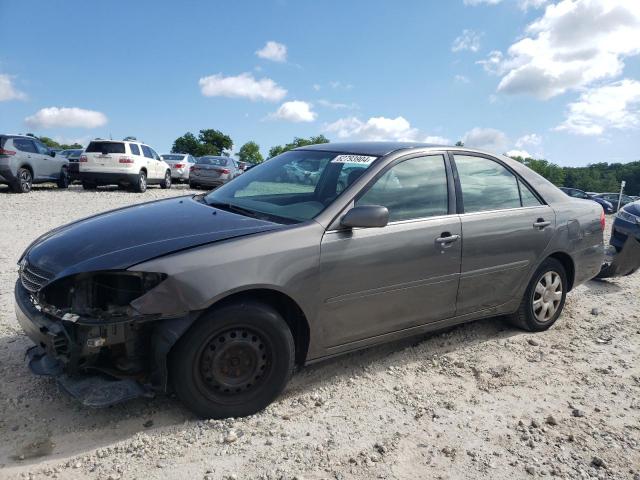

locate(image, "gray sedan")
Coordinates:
189 155 241 189
15 142 610 418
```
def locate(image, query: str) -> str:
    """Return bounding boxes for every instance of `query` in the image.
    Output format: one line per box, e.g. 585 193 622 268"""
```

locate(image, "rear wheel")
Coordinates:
508 258 567 332
160 170 172 189
170 301 295 419
11 168 33 193
189 181 199 189
133 170 147 193
56 167 70 189
82 181 97 190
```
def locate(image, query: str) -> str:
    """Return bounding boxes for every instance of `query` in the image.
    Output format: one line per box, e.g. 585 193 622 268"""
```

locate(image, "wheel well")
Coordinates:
18 164 34 177
549 252 575 291
140 167 147 175
210 289 310 365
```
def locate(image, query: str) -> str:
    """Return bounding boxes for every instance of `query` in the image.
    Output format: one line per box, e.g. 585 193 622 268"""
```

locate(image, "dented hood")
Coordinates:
22 195 282 280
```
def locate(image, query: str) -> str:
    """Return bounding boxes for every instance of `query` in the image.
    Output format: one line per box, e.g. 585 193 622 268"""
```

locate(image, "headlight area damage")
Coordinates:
15 270 196 407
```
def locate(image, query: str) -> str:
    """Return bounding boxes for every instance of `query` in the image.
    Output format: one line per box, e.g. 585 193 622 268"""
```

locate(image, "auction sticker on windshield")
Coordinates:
331 155 377 165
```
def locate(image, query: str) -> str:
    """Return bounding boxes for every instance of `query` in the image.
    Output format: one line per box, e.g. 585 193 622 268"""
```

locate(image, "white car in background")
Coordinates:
80 139 172 192
161 153 196 183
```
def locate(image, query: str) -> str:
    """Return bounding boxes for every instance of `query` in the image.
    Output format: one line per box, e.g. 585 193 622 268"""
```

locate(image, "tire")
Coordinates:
82 181 97 190
170 301 295 419
56 167 70 189
507 258 567 332
189 181 198 189
160 170 172 189
133 170 147 193
11 167 33 193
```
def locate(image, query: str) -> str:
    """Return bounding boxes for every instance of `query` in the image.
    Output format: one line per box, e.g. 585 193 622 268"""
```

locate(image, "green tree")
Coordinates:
171 132 201 156
238 141 264 164
268 134 330 158
171 129 233 157
510 155 565 186
455 141 464 147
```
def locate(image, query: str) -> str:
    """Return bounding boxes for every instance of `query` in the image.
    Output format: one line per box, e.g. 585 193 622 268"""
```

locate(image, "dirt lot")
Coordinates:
0 184 639 480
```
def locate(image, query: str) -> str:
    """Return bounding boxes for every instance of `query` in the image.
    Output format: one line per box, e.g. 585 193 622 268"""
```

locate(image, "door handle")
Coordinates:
435 233 460 244
533 218 551 229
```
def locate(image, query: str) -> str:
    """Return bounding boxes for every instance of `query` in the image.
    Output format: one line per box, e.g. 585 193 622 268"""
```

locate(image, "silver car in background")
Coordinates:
160 153 196 183
189 155 241 189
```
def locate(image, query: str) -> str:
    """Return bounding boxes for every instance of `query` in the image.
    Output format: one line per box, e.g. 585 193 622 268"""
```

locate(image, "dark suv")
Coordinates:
0 135 70 193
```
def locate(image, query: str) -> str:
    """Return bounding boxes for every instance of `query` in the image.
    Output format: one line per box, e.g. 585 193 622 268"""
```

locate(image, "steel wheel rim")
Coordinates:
20 170 32 192
197 328 271 396
532 270 562 322
140 174 146 190
165 172 171 187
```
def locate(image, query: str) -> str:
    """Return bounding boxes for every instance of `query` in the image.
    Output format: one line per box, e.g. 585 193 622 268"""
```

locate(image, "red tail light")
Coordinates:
119 156 134 164
174 163 184 168
215 168 230 174
600 209 605 231
79 155 88 163
0 148 16 156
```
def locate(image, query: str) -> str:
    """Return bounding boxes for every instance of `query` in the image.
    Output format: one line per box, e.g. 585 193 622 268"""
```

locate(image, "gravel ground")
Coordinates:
0 183 639 480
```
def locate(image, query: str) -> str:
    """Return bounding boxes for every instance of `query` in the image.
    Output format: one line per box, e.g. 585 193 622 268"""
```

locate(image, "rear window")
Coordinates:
86 142 126 154
197 157 228 166
162 154 185 161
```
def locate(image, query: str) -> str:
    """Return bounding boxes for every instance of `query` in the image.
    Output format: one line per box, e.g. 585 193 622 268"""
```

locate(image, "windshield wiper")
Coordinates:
206 201 259 218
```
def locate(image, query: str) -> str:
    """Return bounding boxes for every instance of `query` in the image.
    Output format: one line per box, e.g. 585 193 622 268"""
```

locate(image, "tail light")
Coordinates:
0 148 16 156
79 155 88 163
600 209 605 231
174 163 184 168
119 156 134 164
215 168 230 174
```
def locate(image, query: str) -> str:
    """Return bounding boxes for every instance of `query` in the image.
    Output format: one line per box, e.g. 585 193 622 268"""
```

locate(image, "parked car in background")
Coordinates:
15 142 616 418
161 153 196 183
610 200 640 251
189 155 241 189
559 187 613 213
0 134 70 193
593 192 635 212
80 139 172 192
60 148 84 182
630 195 640 201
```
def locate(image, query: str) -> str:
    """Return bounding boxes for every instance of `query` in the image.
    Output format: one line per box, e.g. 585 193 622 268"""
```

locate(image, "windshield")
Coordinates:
203 150 377 223
162 154 185 161
198 157 228 166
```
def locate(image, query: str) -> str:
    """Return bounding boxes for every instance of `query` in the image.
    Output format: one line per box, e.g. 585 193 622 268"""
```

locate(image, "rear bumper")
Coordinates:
0 164 16 184
80 171 139 185
170 169 190 180
189 176 227 186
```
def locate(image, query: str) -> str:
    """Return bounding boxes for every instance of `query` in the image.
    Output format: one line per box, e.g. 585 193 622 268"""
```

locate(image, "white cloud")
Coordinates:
452 30 483 53
324 115 449 144
462 127 509 152
255 41 287 63
454 74 471 84
556 79 640 135
329 81 353 90
199 73 287 102
0 74 26 101
312 84 321 91
481 0 640 99
506 149 533 158
464 0 548 10
515 133 542 148
317 99 357 110
269 101 317 122
24 107 107 129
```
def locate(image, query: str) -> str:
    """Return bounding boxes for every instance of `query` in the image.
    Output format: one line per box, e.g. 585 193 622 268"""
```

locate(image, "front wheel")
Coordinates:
160 170 172 189
507 258 567 332
170 301 295 419
133 170 147 193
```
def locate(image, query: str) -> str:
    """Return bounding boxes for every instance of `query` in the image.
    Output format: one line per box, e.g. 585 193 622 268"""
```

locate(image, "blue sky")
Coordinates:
0 0 639 166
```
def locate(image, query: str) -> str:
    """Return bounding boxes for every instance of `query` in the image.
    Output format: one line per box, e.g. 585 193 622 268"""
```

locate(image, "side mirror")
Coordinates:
50 150 56 157
341 205 389 229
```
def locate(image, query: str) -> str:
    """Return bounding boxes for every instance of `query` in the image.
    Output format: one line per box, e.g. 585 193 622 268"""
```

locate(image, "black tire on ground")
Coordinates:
160 170 172 189
56 167 70 189
170 301 295 419
507 257 568 332
189 182 198 189
133 170 147 193
82 181 97 190
11 167 33 193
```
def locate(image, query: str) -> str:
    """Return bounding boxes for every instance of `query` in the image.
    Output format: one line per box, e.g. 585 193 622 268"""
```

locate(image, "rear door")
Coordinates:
318 153 462 348
452 153 555 315
11 138 39 177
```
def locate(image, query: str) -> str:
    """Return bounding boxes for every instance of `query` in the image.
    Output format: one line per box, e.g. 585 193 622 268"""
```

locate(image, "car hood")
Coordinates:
22 196 283 280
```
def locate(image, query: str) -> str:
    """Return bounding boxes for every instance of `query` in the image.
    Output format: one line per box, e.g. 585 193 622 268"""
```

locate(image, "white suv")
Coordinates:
79 139 172 192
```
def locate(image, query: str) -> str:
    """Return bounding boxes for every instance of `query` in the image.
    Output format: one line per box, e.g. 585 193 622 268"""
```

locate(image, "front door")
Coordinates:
452 154 555 315
318 154 462 348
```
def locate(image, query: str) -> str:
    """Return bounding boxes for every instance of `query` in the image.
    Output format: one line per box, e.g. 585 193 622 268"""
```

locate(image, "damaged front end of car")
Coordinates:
15 266 196 407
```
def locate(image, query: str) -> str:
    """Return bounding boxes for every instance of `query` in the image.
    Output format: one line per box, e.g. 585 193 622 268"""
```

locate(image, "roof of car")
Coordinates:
295 141 447 156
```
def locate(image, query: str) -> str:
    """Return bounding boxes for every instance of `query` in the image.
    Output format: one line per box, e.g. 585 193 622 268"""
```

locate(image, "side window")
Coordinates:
150 148 161 160
34 141 51 155
519 179 542 207
455 155 521 213
13 138 38 153
129 143 141 156
141 145 154 159
356 155 448 222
